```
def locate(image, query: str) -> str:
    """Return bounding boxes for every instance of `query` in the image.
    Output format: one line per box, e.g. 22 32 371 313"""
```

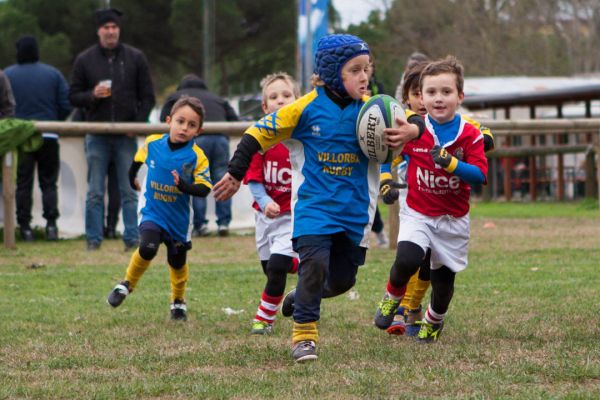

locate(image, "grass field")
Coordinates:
1 202 599 399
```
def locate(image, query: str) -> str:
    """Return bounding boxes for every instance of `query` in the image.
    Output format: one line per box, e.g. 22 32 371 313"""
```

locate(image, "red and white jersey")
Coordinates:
244 143 292 213
402 116 488 217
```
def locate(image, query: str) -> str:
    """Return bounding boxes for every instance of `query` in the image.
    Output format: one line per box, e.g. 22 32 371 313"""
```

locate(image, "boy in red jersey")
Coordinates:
374 56 488 342
244 72 300 335
383 61 495 336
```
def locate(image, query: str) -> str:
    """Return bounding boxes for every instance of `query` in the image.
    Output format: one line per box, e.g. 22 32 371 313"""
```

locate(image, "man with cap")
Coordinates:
5 35 71 242
70 8 155 251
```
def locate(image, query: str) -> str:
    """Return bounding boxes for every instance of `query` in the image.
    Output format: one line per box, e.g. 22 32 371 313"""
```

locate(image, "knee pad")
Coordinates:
138 241 159 260
430 266 455 312
324 274 355 298
390 241 426 287
418 250 432 281
266 254 293 278
167 252 187 270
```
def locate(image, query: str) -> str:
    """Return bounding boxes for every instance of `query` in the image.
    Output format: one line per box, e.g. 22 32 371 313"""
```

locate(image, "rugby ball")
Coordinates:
356 94 405 163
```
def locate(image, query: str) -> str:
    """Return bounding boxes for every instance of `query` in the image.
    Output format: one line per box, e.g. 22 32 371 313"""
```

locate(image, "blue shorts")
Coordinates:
139 221 192 255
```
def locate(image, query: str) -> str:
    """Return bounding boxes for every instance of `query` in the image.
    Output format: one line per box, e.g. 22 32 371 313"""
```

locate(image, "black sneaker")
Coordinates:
292 340 317 363
416 320 444 343
20 225 34 242
374 293 401 330
107 281 130 307
170 299 187 321
87 241 101 251
104 226 117 239
193 224 209 237
217 225 229 237
46 224 58 241
281 288 296 317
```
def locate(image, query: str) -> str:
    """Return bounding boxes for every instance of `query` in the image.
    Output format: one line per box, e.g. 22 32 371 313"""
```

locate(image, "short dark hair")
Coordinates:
405 52 429 71
170 95 205 124
420 55 464 94
401 61 428 103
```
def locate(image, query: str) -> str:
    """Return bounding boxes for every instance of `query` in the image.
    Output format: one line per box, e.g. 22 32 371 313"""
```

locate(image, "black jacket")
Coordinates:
69 43 155 122
159 76 238 129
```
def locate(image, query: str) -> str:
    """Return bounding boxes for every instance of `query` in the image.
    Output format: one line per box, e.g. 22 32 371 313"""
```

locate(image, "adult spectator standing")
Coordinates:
160 74 238 236
5 36 71 242
70 8 155 251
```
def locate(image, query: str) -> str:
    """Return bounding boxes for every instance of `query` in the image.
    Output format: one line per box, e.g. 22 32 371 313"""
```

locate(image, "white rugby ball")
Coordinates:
356 94 405 163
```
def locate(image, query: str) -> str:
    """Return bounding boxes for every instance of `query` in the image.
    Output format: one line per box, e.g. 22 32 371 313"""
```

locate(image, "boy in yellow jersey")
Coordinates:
214 34 424 362
107 96 212 321
381 61 495 336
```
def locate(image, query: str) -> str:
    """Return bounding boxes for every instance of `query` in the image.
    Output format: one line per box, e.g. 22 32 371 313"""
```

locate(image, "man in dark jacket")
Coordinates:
5 36 72 242
70 8 155 251
160 74 238 236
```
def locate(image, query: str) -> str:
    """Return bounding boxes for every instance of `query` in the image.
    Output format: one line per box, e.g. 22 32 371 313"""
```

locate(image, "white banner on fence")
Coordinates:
0 137 255 238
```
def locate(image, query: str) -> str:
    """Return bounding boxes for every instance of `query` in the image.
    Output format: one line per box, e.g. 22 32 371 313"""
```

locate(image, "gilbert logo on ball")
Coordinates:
356 94 405 163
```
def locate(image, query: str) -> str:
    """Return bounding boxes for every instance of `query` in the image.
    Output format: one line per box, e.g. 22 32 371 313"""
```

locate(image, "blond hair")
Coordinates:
309 73 325 89
260 72 300 102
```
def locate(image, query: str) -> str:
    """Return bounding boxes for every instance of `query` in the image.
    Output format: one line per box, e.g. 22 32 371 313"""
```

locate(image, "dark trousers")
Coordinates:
16 138 60 226
292 233 366 323
106 161 120 230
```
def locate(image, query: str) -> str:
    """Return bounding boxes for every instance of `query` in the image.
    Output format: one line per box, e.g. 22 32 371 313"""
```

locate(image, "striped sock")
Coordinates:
289 258 299 274
254 292 283 325
386 280 406 301
424 304 446 325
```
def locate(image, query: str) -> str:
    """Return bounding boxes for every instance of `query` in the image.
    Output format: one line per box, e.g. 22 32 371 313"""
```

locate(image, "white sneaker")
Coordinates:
376 231 389 247
217 225 229 237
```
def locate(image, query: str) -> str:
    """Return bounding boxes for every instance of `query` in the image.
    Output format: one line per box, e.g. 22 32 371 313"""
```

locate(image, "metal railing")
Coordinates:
2 119 600 249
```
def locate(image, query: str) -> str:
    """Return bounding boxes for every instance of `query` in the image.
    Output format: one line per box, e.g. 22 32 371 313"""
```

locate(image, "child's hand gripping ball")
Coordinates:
356 94 405 163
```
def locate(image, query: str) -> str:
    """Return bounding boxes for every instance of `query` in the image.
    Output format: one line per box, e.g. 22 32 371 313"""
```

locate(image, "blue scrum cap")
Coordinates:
314 34 370 96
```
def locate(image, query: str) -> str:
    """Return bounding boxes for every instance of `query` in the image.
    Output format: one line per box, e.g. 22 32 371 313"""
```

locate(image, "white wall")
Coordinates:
0 137 255 237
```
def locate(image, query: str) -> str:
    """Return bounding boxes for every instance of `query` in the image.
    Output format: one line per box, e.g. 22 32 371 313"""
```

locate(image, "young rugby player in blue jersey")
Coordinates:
245 72 300 335
107 96 212 321
374 56 488 342
213 34 425 362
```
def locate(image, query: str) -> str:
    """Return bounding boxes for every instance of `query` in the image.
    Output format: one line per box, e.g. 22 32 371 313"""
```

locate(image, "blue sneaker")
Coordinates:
386 307 406 335
405 306 423 337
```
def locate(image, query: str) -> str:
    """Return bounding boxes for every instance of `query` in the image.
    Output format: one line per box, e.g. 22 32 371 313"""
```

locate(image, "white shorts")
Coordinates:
255 211 297 261
397 204 470 273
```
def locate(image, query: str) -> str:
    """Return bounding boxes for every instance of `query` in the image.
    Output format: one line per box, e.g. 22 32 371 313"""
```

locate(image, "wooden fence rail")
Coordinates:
2 119 600 249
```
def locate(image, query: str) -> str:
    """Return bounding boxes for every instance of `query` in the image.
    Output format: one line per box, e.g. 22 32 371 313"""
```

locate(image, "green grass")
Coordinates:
1 203 599 399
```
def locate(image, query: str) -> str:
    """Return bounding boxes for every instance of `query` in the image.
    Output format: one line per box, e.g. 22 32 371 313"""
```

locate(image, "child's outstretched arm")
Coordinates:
215 100 301 201
214 134 263 201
